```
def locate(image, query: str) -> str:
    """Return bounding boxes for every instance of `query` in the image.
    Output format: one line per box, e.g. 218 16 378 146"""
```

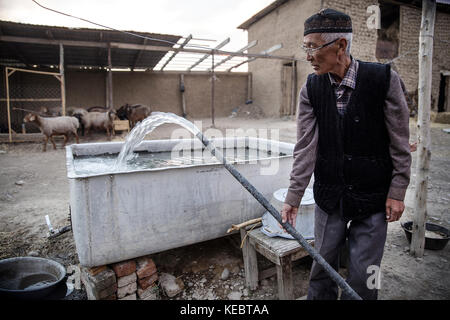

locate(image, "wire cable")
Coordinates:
31 0 211 50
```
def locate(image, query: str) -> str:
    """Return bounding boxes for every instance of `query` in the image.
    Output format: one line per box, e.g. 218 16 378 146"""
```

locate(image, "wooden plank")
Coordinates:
290 61 297 115
277 255 294 300
248 228 311 259
0 98 61 102
59 44 66 116
240 228 259 290
180 74 187 117
247 73 253 101
6 67 59 76
5 68 12 142
107 44 113 110
411 0 436 258
250 238 280 265
259 266 277 280
113 120 129 132
211 53 215 127
259 259 309 281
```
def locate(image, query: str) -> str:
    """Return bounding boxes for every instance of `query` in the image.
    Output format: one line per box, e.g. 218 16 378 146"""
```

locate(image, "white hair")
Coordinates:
320 32 352 55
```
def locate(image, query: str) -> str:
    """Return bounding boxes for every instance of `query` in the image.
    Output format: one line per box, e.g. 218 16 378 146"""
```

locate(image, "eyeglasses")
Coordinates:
300 38 339 56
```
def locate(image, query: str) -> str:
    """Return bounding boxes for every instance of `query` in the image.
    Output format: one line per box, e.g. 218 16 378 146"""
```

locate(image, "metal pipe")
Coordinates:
196 131 362 300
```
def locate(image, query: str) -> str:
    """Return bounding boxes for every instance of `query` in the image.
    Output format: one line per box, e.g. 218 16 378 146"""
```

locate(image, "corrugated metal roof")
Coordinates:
0 20 182 69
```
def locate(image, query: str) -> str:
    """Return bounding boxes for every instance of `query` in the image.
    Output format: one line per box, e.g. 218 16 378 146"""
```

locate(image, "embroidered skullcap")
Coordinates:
304 8 352 36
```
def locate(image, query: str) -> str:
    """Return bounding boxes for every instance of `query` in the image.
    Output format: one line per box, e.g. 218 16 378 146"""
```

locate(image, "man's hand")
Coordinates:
385 198 405 222
281 203 298 228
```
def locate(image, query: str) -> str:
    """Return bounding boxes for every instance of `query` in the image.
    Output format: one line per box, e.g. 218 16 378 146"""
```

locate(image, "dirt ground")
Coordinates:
0 115 449 300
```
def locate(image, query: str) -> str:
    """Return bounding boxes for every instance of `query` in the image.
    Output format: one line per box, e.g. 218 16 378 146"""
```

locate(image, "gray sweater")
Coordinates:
284 69 412 208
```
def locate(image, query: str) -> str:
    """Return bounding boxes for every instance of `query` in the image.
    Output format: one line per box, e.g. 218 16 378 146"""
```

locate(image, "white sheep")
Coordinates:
23 113 80 152
80 110 117 138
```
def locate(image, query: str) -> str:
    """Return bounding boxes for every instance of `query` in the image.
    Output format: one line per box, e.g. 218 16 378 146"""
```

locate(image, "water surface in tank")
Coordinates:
73 147 283 176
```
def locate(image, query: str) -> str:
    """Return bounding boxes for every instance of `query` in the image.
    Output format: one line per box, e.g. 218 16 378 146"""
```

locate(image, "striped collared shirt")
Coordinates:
328 57 359 115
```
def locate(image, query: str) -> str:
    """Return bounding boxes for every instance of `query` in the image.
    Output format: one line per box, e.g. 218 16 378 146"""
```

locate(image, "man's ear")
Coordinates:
337 38 348 55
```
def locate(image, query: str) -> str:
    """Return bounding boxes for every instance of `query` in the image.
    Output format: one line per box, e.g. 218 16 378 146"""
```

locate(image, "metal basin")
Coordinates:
66 137 295 267
0 257 66 299
401 221 450 250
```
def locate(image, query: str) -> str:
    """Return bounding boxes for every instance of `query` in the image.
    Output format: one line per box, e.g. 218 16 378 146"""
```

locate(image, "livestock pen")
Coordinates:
0 20 302 145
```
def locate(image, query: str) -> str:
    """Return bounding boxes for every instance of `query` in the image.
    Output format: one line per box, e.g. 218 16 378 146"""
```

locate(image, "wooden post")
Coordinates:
107 44 113 110
180 74 187 117
247 73 252 102
5 68 12 142
211 50 215 128
290 61 297 115
240 228 258 290
410 0 436 258
59 43 66 116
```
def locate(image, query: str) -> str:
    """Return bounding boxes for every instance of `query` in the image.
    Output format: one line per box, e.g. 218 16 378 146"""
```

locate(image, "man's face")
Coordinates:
302 33 341 75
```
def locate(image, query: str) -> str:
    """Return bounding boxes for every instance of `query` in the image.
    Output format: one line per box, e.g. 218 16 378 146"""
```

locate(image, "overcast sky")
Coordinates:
0 0 274 55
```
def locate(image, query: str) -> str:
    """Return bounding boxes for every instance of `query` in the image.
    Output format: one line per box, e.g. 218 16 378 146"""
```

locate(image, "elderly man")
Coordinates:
281 8 411 300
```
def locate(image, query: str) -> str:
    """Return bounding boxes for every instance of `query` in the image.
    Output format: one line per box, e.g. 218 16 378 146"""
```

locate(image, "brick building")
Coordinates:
238 0 450 117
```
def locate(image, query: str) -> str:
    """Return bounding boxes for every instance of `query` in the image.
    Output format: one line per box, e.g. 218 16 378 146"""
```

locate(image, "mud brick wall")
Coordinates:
395 6 450 111
244 0 450 114
322 0 379 63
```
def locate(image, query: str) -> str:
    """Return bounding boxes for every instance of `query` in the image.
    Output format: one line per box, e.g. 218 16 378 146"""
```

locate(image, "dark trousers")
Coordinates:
306 204 387 300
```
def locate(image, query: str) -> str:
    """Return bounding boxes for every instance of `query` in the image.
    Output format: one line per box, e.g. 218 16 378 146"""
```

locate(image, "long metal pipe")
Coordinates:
196 131 362 300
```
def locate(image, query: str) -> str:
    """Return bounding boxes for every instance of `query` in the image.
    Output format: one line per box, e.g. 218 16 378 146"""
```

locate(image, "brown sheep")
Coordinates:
117 104 152 128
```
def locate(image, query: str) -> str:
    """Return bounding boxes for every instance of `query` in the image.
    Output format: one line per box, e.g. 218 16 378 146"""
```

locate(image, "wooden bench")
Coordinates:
240 226 314 300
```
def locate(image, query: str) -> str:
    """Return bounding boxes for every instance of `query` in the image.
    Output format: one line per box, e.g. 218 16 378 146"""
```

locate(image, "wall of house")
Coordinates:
396 5 450 110
322 0 379 62
246 0 320 117
245 0 450 115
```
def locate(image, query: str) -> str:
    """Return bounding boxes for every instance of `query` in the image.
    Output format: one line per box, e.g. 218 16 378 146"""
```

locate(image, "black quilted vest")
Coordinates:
306 61 392 221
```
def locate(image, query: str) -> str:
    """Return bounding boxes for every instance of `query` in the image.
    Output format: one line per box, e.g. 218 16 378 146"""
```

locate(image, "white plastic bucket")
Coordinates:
261 188 315 240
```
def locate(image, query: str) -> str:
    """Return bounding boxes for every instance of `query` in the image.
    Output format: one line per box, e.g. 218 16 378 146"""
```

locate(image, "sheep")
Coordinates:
23 113 79 152
117 104 152 128
80 110 117 138
69 108 88 136
87 106 109 113
39 106 62 117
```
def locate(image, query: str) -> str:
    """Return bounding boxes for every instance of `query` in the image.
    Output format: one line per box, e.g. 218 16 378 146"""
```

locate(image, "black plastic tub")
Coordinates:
0 257 66 300
401 221 450 250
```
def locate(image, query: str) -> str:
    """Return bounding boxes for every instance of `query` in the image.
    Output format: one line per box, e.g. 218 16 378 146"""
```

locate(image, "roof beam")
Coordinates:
161 34 192 70
131 38 147 71
187 37 230 71
227 43 283 72
0 35 300 62
208 40 257 71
